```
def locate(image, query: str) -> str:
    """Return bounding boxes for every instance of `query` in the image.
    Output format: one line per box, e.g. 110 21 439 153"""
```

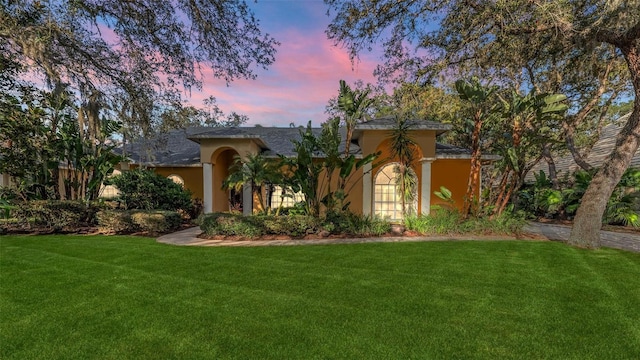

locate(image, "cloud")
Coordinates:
190 22 381 127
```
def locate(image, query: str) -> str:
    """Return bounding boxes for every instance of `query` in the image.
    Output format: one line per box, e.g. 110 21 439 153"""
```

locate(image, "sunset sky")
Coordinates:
192 1 382 127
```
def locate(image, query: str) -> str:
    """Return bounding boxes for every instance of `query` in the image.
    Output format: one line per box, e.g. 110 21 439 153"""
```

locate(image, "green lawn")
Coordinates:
1 236 639 359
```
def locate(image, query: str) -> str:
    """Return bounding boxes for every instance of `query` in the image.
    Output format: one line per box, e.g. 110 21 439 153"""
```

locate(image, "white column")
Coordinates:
362 162 372 216
420 158 435 216
242 182 253 216
203 162 213 214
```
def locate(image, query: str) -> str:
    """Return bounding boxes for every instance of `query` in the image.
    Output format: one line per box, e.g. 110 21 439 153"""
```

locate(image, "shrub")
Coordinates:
405 207 526 236
200 213 263 237
131 211 182 233
108 169 192 211
404 206 461 235
97 210 182 234
323 211 391 237
199 213 319 238
12 200 104 231
97 210 136 234
260 215 319 237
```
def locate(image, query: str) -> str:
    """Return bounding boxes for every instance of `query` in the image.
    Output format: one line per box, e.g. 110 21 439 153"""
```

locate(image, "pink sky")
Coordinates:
189 1 381 127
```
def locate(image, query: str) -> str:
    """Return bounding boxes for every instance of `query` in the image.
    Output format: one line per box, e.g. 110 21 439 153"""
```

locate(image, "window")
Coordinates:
270 185 305 208
374 163 416 221
99 170 121 198
167 174 184 187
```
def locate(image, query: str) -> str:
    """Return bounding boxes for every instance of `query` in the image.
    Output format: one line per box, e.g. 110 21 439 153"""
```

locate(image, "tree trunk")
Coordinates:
542 143 560 189
569 42 640 248
463 111 483 216
563 123 594 171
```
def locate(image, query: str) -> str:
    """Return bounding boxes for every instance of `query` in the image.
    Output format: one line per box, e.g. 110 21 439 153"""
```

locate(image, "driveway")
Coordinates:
524 222 640 253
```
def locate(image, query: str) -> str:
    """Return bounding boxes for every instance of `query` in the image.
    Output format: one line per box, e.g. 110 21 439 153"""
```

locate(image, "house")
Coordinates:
116 117 497 220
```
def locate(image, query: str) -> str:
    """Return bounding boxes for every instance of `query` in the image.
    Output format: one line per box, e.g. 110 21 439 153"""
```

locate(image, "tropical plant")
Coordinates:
454 78 499 217
336 79 374 156
389 116 419 217
490 91 568 217
434 186 455 208
280 122 325 217
223 153 280 214
318 117 379 213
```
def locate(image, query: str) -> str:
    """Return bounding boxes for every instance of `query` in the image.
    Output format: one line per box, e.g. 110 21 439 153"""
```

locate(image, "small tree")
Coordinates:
223 153 279 214
109 169 192 211
389 116 419 217
454 78 499 217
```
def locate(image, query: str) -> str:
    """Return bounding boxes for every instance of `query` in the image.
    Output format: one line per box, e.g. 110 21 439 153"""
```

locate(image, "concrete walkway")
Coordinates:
157 223 640 252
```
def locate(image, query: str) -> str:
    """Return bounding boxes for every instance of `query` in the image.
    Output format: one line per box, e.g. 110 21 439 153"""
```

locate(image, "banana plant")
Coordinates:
337 79 373 156
492 91 568 216
454 78 499 217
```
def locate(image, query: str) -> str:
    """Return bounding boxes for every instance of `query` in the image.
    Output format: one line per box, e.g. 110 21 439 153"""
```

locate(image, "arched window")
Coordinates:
167 174 184 187
270 185 305 208
374 163 417 221
99 170 121 198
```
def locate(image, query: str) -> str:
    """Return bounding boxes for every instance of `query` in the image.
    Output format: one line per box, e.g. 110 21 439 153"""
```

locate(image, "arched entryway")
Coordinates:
211 148 240 213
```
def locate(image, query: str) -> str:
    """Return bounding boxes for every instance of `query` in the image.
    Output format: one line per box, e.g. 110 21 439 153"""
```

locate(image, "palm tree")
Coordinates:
390 116 418 217
223 153 278 214
337 80 373 156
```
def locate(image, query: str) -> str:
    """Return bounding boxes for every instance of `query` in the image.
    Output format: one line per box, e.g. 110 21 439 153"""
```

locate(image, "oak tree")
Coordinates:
325 0 639 247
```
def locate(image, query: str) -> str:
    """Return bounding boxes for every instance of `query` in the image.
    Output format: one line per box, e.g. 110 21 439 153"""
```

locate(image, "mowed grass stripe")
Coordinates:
1 235 639 359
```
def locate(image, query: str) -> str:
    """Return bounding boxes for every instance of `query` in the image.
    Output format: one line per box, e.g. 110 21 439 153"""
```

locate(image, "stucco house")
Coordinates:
115 117 495 220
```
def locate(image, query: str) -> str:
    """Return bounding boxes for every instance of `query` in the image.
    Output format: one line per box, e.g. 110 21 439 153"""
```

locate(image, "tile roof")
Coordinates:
527 113 639 181
355 116 452 134
115 129 201 166
118 124 479 166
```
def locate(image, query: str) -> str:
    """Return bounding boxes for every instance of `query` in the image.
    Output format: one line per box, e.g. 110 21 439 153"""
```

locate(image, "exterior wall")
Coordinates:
317 166 364 215
153 167 204 200
431 159 474 210
358 129 436 159
200 139 261 166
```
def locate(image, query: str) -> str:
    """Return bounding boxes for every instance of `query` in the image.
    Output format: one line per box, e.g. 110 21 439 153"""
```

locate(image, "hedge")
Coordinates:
199 213 319 238
11 200 105 232
97 210 182 234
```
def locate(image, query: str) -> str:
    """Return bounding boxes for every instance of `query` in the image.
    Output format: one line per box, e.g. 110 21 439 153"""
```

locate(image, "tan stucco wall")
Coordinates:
199 139 261 165
315 166 365 215
358 129 436 159
431 159 474 210
153 167 204 200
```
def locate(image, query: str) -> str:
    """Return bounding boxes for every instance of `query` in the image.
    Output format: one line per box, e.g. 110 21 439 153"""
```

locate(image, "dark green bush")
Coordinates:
200 213 263 237
12 200 104 231
323 211 391 237
108 169 193 211
260 215 319 237
97 210 182 234
200 213 319 238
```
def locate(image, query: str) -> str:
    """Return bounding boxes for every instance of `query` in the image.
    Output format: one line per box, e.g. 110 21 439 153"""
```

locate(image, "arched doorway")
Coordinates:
374 163 417 222
211 148 241 213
